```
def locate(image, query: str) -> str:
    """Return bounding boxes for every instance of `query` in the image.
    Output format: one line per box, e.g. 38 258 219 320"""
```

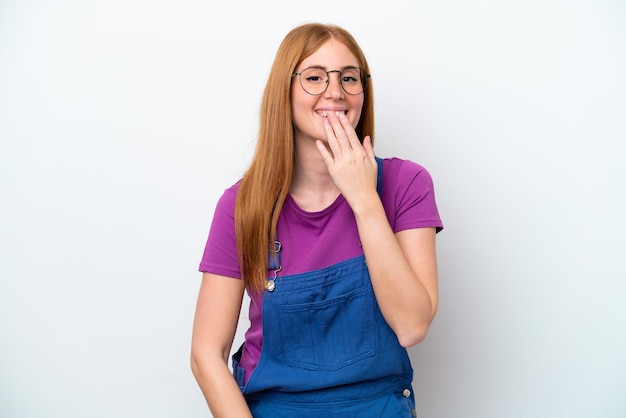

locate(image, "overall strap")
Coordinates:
375 156 383 198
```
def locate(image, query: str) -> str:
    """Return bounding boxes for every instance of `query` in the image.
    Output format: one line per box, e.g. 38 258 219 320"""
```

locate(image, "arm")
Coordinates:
355 211 439 347
190 273 252 417
317 112 439 347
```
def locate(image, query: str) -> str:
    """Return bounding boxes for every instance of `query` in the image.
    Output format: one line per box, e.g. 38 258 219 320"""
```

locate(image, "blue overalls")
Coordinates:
232 158 418 417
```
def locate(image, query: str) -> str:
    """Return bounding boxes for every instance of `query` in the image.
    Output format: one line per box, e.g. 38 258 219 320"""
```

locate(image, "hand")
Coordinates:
315 111 378 208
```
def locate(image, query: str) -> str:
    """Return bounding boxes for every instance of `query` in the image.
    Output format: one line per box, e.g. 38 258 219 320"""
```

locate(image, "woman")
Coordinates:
191 22 443 417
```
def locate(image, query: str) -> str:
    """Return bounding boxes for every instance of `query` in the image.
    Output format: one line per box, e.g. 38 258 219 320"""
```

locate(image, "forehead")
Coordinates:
298 39 359 70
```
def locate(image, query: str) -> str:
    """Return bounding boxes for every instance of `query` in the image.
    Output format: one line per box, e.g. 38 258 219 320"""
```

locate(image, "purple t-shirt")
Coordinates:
199 157 443 382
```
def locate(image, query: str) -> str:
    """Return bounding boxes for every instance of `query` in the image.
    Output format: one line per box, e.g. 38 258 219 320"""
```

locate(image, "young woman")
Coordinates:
191 22 443 417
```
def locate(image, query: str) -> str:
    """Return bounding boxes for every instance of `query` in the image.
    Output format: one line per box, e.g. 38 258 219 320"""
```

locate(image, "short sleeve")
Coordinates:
382 158 443 233
198 183 242 278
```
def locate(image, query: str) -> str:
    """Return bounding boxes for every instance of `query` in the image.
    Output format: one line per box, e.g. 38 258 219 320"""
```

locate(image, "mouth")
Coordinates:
315 109 348 118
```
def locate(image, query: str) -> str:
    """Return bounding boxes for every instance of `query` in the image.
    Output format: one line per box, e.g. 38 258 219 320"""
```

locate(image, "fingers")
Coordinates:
315 139 334 166
322 116 343 159
323 111 363 158
317 114 377 202
362 135 376 163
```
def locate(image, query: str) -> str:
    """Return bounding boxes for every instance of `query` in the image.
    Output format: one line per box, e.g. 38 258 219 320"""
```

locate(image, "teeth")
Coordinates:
316 110 346 117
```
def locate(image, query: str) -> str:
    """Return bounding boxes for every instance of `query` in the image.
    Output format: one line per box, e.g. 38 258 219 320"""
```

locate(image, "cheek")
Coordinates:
291 91 319 123
350 99 365 128
350 113 361 129
291 103 311 127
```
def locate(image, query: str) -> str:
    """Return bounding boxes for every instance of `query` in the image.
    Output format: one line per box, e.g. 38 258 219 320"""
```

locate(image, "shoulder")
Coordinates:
382 156 429 172
215 180 242 209
225 179 242 197
381 157 434 186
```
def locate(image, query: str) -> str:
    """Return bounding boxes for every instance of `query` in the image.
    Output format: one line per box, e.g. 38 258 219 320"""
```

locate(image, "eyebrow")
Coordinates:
300 64 360 71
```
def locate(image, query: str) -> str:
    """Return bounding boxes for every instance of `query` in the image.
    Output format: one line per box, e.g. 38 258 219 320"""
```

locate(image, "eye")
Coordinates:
306 75 324 83
301 68 327 84
341 68 361 84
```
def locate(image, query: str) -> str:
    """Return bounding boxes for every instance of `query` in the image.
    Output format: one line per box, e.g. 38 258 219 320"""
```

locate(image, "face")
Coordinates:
291 39 365 144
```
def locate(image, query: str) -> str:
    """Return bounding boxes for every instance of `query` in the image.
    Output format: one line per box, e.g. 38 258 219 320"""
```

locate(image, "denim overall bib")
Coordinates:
232 158 418 417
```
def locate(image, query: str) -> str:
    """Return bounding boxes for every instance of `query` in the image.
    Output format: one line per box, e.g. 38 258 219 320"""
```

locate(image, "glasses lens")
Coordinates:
300 68 328 95
340 67 365 95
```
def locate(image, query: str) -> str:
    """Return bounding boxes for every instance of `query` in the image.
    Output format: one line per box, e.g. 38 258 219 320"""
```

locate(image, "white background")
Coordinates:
1 1 625 417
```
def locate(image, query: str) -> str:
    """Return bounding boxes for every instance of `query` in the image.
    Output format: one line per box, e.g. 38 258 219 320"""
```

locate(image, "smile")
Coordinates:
315 110 347 118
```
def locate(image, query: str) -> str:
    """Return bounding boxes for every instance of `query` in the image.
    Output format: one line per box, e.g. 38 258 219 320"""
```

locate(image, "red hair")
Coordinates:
235 23 375 293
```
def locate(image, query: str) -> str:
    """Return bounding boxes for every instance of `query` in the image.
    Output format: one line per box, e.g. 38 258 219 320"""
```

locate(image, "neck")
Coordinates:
290 139 340 211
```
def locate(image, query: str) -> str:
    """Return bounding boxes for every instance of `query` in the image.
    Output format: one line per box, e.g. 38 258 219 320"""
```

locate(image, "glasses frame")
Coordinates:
291 66 371 96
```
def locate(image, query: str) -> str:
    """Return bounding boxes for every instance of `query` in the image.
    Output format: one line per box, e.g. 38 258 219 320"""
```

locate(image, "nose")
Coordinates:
324 71 344 99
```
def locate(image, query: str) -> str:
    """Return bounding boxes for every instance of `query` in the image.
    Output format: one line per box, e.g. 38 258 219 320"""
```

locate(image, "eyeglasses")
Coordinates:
291 66 370 96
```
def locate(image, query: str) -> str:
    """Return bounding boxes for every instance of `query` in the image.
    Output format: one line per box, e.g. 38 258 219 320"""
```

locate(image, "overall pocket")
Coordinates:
277 285 376 371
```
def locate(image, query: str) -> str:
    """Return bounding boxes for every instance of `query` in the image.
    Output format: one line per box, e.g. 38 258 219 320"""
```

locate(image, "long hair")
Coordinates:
235 23 375 293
